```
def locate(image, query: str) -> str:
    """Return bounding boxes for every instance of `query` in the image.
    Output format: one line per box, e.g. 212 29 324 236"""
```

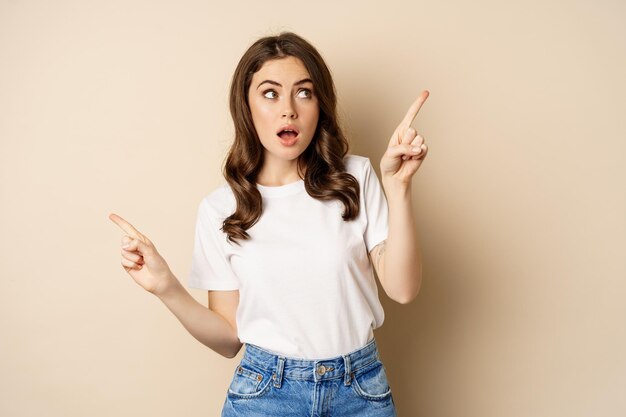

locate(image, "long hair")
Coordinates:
222 32 360 245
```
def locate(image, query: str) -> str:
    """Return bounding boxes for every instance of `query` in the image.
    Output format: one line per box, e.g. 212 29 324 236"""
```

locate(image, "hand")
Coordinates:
109 213 176 296
380 90 430 185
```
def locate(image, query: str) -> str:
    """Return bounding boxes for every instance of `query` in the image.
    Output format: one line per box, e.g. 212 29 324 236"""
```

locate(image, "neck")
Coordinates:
257 156 305 186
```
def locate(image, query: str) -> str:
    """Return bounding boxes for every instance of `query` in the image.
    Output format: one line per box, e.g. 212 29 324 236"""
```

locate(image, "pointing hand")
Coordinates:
380 90 430 184
109 213 176 296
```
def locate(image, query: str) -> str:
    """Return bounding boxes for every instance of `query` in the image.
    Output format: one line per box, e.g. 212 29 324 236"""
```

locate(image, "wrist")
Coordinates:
382 177 412 198
155 273 183 301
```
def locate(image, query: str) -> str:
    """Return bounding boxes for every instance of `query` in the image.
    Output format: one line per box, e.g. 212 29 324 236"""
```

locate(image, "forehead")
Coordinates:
252 56 311 83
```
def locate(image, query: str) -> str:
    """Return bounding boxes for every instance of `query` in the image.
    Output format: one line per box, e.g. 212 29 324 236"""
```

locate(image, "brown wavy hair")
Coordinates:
221 32 360 245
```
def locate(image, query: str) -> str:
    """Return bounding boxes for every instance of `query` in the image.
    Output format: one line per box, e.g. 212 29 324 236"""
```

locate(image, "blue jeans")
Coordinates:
221 337 397 416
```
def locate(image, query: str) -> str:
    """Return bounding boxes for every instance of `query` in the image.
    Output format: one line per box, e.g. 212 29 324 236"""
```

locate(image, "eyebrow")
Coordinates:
256 78 313 90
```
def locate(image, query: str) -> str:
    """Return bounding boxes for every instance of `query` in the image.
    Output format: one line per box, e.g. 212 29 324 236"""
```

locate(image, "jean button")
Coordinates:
317 365 326 375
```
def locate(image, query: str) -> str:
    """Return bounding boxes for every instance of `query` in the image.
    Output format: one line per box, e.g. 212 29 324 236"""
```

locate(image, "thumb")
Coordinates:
122 237 153 255
386 143 422 160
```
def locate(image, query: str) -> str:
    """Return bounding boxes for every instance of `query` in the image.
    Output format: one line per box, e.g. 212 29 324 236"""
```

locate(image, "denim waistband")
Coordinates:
241 337 381 386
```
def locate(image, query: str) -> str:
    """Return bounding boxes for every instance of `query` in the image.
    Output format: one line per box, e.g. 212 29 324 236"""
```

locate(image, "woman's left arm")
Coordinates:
370 90 430 304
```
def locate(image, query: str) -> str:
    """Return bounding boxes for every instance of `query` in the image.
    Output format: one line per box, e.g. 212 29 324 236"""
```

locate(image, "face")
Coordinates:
248 56 320 170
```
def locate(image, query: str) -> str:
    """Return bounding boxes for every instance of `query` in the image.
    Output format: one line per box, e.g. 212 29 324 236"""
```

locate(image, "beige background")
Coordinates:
1 0 624 416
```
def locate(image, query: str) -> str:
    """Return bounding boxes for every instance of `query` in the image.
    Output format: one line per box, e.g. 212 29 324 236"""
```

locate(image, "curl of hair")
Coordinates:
222 32 360 245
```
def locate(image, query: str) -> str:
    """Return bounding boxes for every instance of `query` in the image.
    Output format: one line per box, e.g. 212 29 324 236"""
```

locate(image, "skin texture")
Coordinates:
248 56 320 186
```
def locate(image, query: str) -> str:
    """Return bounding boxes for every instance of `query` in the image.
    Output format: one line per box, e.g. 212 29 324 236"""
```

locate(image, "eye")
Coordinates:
297 88 313 99
263 89 278 99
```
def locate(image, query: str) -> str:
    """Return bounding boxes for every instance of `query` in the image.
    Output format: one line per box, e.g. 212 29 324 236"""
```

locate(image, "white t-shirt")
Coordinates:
188 154 389 359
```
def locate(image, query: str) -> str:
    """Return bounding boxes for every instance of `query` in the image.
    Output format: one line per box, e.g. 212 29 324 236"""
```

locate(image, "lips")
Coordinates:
276 124 300 138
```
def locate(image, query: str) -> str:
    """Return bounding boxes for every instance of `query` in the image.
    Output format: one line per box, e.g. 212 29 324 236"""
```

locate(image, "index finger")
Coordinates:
108 213 143 239
398 90 429 131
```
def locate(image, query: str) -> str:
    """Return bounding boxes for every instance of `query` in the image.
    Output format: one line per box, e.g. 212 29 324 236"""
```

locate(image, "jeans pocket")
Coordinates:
351 361 392 401
226 360 273 399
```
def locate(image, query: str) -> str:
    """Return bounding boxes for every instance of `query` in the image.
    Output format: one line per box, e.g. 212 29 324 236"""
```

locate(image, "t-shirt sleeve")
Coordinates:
188 197 240 291
362 158 389 253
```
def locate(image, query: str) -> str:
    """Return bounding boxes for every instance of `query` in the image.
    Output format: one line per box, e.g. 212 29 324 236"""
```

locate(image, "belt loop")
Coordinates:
343 354 352 386
273 356 285 388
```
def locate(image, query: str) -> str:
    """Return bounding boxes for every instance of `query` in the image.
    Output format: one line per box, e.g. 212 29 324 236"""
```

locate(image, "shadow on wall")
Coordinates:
348 85 483 416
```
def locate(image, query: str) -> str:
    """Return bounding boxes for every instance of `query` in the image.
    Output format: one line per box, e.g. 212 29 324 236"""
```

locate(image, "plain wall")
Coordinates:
1 0 624 416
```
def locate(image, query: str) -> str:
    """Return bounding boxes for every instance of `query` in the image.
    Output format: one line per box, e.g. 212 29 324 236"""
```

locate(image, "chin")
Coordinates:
265 141 311 159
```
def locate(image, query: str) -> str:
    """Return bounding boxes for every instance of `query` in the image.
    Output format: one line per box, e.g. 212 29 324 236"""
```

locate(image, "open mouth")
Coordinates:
276 126 300 140
277 131 298 140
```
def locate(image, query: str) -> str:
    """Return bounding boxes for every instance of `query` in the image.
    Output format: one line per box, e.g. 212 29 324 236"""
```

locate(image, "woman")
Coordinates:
109 31 428 417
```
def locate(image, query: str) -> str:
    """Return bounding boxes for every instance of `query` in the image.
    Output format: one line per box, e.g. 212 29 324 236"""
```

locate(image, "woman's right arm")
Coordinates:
157 277 241 358
109 213 241 359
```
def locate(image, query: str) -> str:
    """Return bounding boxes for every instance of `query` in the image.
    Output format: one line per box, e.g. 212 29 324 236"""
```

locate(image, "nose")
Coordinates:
282 98 297 119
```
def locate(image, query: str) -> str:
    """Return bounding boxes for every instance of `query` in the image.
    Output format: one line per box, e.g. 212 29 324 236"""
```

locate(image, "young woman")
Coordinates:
110 32 428 417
